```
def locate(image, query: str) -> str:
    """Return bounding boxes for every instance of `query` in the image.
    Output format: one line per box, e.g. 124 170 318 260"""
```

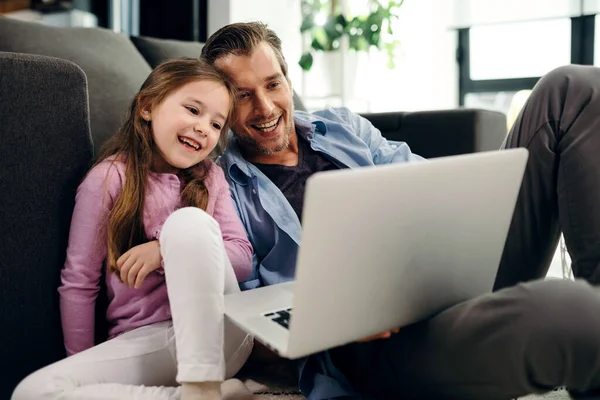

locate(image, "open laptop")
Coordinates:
224 148 529 359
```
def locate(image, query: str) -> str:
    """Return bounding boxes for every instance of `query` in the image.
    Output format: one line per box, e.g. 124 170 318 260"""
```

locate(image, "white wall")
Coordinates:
450 0 581 27
352 0 458 113
207 0 231 37
208 0 458 113
585 0 600 13
207 0 303 93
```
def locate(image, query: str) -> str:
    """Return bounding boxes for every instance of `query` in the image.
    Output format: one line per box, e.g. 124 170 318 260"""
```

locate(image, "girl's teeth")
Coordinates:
179 137 200 150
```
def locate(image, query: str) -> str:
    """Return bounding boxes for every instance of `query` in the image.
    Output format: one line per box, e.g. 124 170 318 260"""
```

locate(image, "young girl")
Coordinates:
12 58 255 400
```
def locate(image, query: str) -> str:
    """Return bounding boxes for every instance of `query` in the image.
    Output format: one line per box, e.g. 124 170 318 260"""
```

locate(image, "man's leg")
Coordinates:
496 64 600 288
331 65 600 399
332 279 600 400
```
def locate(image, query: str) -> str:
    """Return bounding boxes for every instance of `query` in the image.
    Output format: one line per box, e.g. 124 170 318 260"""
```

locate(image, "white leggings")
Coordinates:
11 207 254 400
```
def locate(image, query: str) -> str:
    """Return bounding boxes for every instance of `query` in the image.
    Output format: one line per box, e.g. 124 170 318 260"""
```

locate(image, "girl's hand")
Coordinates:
116 241 162 289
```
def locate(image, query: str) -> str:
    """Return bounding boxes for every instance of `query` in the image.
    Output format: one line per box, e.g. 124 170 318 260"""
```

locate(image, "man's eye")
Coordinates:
212 123 222 130
186 106 199 115
268 82 280 89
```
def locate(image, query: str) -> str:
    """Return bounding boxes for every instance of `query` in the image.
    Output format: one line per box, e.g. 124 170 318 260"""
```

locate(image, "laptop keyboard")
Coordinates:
264 308 292 329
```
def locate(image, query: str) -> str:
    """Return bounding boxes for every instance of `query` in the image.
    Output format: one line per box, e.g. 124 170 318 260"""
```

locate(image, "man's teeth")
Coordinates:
254 117 279 132
179 137 200 150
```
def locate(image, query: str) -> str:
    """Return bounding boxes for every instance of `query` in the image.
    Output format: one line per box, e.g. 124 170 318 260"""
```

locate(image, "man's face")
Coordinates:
214 42 294 156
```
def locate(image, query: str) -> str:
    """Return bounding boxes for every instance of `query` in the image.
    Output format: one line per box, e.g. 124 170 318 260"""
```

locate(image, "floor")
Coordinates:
520 388 570 400
546 236 573 280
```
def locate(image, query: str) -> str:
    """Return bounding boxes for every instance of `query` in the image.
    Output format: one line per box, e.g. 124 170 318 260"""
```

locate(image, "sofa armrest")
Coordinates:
361 109 507 159
0 52 94 398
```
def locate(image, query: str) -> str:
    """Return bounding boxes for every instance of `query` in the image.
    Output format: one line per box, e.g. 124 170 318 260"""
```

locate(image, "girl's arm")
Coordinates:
210 165 253 282
58 161 123 356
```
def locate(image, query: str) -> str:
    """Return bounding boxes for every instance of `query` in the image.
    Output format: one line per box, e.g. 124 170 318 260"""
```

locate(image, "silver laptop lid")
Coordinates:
285 149 528 359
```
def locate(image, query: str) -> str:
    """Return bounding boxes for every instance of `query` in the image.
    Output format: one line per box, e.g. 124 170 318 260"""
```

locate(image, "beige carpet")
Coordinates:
242 379 303 399
520 388 570 399
238 359 304 399
241 380 572 400
241 376 572 399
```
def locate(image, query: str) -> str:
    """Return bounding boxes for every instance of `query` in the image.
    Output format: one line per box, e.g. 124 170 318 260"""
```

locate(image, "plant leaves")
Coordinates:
298 0 404 68
300 17 315 33
298 52 314 71
311 36 327 51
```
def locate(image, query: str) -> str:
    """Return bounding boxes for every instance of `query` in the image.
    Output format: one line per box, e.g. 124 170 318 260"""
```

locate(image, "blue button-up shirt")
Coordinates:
219 107 424 399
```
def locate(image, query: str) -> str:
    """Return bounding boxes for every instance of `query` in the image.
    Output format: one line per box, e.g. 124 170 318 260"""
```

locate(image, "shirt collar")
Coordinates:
294 111 328 138
223 112 328 185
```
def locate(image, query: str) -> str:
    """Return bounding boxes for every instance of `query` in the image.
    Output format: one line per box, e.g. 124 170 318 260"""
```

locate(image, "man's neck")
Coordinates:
244 130 300 166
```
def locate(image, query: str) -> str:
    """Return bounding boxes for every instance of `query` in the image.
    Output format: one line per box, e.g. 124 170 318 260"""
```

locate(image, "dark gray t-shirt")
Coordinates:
254 137 339 221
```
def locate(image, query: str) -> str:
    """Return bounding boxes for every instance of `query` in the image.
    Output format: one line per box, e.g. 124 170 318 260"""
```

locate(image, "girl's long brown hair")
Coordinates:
96 57 236 273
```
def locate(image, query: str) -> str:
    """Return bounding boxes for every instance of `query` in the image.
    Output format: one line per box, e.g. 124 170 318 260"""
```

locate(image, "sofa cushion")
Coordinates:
130 35 205 68
362 109 507 159
0 52 93 399
130 35 308 111
0 16 152 154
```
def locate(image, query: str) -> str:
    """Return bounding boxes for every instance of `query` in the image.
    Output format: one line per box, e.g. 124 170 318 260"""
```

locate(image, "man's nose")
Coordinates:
254 91 274 116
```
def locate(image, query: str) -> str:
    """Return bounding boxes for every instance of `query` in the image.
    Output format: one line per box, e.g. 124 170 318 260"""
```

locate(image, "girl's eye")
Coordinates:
238 92 250 100
212 123 222 130
186 106 199 115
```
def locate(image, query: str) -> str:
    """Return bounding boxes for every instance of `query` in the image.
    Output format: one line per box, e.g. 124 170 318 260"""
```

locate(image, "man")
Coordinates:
202 22 600 399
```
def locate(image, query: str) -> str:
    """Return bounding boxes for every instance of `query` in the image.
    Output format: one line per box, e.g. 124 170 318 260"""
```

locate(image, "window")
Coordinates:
594 13 600 65
458 16 596 117
470 19 571 80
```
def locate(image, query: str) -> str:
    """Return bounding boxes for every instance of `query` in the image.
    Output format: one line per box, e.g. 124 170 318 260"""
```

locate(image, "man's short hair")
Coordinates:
201 21 289 77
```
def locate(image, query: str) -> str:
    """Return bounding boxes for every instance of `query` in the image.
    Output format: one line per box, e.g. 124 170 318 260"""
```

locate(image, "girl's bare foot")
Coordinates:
221 379 255 399
181 379 254 400
181 381 221 400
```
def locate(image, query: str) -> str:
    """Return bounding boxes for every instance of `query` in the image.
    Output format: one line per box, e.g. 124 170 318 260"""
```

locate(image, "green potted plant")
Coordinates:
298 0 404 71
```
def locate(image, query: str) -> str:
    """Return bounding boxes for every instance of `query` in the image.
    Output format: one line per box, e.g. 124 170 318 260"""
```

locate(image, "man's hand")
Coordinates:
116 241 162 289
357 328 400 343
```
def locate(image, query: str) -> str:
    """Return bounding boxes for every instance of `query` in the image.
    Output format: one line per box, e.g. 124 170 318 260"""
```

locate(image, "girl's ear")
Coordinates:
137 97 152 121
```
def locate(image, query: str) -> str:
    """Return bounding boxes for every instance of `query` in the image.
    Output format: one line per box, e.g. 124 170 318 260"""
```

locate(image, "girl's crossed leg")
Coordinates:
12 207 254 400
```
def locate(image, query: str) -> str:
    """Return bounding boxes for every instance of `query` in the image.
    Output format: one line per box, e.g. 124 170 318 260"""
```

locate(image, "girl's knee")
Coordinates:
159 207 225 273
160 207 220 243
12 369 66 400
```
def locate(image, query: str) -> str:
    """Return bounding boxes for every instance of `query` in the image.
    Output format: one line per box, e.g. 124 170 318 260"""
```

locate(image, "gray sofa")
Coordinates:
0 16 508 399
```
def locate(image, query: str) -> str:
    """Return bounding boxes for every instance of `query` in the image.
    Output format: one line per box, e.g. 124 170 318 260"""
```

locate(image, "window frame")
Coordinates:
457 15 596 106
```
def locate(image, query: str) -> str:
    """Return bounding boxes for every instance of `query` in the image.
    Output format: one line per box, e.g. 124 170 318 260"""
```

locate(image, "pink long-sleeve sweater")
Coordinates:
58 158 252 356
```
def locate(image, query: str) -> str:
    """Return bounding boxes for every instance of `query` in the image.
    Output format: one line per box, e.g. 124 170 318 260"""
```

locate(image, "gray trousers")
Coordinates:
332 65 600 399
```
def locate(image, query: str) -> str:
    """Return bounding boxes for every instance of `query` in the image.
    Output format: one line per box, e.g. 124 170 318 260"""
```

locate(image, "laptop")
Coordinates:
224 148 529 359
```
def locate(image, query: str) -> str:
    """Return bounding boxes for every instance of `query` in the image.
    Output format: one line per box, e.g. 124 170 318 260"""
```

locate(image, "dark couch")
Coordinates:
0 16 507 399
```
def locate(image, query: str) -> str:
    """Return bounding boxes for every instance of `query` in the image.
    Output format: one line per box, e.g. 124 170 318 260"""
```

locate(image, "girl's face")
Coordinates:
146 80 230 174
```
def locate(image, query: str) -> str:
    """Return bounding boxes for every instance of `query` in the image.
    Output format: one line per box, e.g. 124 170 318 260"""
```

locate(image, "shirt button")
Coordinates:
252 189 257 194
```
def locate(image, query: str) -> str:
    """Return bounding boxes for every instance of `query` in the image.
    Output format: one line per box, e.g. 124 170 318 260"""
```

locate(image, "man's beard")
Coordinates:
235 116 292 155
